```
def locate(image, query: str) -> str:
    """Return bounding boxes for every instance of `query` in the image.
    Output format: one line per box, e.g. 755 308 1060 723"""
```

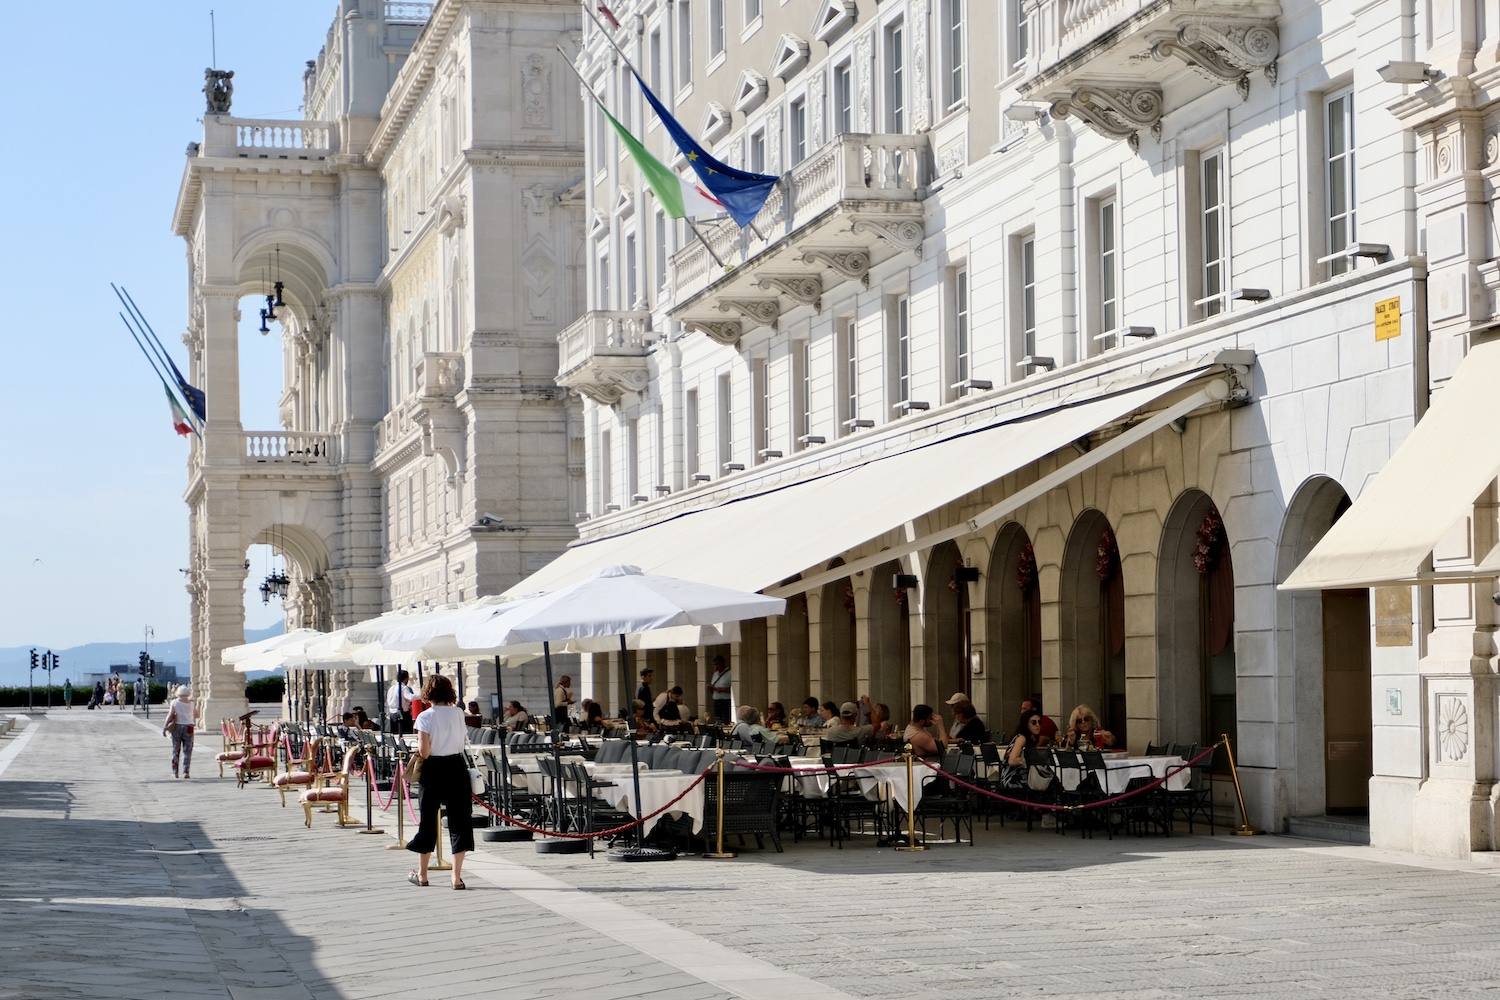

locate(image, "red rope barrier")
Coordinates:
468 768 712 840
363 757 398 811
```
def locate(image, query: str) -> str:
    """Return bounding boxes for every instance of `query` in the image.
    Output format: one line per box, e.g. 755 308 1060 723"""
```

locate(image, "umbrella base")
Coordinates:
481 825 533 843
607 844 678 863
471 814 493 828
535 836 589 854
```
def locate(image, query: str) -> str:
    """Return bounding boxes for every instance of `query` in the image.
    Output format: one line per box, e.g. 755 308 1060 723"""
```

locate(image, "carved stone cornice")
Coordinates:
800 247 871 285
559 365 650 406
849 217 924 259
1051 86 1164 151
756 274 823 310
1152 36 1251 98
684 319 744 347
1178 21 1278 72
717 298 781 330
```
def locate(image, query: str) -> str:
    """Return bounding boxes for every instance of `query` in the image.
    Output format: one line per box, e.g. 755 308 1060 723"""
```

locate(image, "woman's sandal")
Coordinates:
452 880 467 890
407 871 429 887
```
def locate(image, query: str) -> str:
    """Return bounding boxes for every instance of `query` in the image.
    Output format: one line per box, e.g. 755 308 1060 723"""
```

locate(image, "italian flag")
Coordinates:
166 383 193 437
599 105 723 219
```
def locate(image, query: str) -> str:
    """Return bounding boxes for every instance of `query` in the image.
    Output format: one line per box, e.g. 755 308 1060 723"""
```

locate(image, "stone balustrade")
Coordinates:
243 431 338 466
199 117 339 159
384 1 434 23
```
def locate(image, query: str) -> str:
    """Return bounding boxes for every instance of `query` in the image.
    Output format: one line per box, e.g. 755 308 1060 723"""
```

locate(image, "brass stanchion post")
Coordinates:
1221 734 1262 836
357 754 384 835
704 748 736 859
430 804 453 871
895 746 926 852
386 759 408 850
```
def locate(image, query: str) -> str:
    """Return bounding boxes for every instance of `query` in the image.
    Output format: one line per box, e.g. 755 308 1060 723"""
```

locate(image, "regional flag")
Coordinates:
165 383 193 437
600 104 723 220
630 70 778 228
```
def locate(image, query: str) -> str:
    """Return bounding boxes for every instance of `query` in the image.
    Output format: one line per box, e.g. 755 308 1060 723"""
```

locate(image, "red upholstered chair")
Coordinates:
215 719 248 778
273 736 325 807
300 749 359 828
235 723 281 788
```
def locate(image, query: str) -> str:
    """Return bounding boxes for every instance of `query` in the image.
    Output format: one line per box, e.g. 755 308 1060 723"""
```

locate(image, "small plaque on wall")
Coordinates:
1374 586 1413 646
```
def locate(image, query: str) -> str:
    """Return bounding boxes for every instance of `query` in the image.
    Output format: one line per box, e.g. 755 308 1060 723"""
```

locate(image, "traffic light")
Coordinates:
52 653 60 673
29 649 37 672
139 650 149 671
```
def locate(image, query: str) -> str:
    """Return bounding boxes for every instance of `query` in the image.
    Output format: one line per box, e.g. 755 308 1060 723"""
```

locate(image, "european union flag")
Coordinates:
631 70 778 228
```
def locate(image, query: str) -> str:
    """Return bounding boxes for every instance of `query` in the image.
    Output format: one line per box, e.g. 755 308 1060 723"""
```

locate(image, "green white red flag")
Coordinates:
597 104 723 220
166 382 193 437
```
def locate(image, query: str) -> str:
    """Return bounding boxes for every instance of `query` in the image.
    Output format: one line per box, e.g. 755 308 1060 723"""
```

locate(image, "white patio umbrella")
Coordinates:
222 628 324 671
452 564 786 860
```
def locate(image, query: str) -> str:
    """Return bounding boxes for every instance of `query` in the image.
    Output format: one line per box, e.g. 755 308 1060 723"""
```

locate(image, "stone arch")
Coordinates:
1276 475 1355 817
986 521 1037 736
1059 508 1124 736
818 558 857 702
1156 489 1235 748
231 234 336 312
868 557 912 721
923 540 968 705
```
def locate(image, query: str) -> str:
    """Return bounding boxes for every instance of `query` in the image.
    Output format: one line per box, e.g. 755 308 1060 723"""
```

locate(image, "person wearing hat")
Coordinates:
636 667 656 722
162 685 198 778
820 702 874 744
943 693 988 744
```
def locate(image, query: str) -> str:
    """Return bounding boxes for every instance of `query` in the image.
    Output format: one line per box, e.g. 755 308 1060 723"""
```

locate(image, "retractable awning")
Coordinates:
513 360 1237 598
1281 339 1500 591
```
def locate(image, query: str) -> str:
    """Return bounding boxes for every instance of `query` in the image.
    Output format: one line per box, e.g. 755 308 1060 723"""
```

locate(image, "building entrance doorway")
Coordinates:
1321 589 1371 814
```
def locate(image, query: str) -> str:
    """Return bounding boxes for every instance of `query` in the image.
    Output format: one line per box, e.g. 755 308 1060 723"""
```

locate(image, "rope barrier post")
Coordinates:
430 805 453 872
1221 733 1262 836
703 748 736 860
895 745 926 852
357 753 384 836
386 760 408 851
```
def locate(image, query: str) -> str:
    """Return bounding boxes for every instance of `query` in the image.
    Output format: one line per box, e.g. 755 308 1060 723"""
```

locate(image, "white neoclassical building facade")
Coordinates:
171 0 586 724
536 0 1500 859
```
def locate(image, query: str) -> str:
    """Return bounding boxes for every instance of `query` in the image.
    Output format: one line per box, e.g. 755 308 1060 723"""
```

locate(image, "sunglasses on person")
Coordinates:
1028 719 1042 726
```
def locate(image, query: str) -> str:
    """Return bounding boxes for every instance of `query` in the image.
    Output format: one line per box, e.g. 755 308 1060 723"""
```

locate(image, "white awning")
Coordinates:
1281 339 1500 591
511 363 1228 598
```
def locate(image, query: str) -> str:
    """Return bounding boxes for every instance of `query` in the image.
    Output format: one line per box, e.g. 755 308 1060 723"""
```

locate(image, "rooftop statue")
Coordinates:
204 69 234 114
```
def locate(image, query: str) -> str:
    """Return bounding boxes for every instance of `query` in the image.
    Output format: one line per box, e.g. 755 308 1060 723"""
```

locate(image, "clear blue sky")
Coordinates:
0 2 345 648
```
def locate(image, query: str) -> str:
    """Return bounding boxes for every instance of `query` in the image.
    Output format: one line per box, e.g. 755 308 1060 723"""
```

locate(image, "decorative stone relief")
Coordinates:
810 71 826 149
756 274 823 310
937 136 967 176
850 217 924 258
1437 694 1470 761
768 108 783 174
910 0 929 131
1151 35 1251 100
569 368 650 406
856 31 873 134
685 318 744 347
801 247 871 285
436 195 467 236
1051 86 1163 151
522 53 551 128
717 297 781 330
522 236 556 325
1178 22 1279 72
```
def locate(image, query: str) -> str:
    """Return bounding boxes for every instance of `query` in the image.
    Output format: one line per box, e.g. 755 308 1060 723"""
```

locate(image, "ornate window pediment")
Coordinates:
614 185 635 218
771 34 811 80
734 70 769 114
701 101 733 142
590 209 609 237
812 0 856 44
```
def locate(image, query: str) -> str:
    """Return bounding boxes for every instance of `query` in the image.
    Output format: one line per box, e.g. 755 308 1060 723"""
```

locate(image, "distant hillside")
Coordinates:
0 623 284 687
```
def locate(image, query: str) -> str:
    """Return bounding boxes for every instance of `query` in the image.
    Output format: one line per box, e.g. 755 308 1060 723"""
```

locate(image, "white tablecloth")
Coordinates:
1054 755 1188 795
854 762 938 812
594 770 706 835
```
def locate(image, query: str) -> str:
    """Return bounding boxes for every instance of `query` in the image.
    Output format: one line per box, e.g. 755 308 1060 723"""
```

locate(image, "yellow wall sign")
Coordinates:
1375 296 1401 341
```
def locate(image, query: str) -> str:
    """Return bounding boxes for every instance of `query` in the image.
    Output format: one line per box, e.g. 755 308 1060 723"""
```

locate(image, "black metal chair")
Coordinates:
915 749 978 845
1165 744 1217 834
700 769 783 852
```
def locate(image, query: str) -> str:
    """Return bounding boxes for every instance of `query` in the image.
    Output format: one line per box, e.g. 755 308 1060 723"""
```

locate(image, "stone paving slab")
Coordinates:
6 712 1500 999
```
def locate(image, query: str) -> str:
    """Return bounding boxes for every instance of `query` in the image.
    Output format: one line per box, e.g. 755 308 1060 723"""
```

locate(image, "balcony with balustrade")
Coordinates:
667 132 928 348
557 311 655 405
242 431 340 467
198 117 339 161
1016 1 1281 151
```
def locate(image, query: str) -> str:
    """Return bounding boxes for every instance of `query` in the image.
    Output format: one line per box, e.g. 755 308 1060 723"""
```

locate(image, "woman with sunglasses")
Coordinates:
1063 704 1116 749
1002 710 1046 787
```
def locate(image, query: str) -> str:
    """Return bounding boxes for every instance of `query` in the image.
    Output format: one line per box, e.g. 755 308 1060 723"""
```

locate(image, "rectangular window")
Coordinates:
650 31 663 98
797 339 812 445
1200 148 1227 317
709 0 725 58
838 316 858 434
600 429 613 509
618 68 631 131
677 2 693 86
685 388 700 477
893 294 911 407
886 21 905 134
1092 196 1119 351
790 98 808 165
1326 90 1356 277
654 210 668 296
744 0 761 24
834 62 853 136
953 266 971 386
753 358 769 462
749 129 766 173
1021 235 1037 357
717 372 733 472
944 0 965 110
597 251 611 308
592 83 608 171
1011 0 1029 71
624 233 639 308
626 418 640 500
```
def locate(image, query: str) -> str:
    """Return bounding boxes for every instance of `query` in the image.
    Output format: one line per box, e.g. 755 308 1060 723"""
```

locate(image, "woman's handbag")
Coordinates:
465 752 486 795
405 750 425 784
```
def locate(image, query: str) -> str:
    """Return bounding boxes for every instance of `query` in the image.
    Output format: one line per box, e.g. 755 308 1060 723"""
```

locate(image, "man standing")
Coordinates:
386 669 416 734
708 654 732 724
553 674 574 725
636 667 656 723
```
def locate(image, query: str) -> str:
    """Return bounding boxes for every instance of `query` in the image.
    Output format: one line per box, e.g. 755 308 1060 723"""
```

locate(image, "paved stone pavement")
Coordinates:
4 712 1500 1000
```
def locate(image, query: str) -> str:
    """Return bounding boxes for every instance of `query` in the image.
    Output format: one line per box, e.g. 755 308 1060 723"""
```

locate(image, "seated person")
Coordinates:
943 694 988 744
581 698 605 730
657 686 688 727
502 700 530 731
1022 694 1060 745
340 711 360 732
1003 711 1045 787
630 699 658 736
819 701 839 727
1063 704 1117 749
795 697 826 729
868 701 895 739
730 705 785 745
820 702 874 744
764 702 788 730
902 704 948 759
464 701 484 727
351 707 380 731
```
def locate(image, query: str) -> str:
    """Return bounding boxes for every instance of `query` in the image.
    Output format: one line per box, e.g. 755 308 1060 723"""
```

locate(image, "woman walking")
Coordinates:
404 674 473 890
162 686 198 778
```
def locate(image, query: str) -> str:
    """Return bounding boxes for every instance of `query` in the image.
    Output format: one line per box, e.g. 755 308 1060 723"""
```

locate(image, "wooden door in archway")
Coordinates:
1321 589 1371 814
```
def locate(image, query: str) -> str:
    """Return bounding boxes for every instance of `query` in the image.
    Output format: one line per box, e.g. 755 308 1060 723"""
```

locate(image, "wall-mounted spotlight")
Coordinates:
476 513 504 527
1377 61 1440 85
757 449 783 460
952 378 993 394
1004 102 1048 123
956 566 981 584
797 434 826 446
604 503 621 512
1017 354 1055 372
691 473 713 483
1232 287 1272 302
1348 242 1393 262
893 573 919 589
897 400 931 414
654 484 673 495
1124 325 1157 339
723 462 745 472
845 418 875 429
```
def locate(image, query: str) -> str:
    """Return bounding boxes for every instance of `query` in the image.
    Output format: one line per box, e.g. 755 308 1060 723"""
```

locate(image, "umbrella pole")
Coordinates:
482 655 530 843
456 661 464 703
607 633 676 863
535 640 586 854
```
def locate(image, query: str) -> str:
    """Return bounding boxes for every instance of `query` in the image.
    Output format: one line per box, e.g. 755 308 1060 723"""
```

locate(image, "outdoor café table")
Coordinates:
1052 754 1189 795
592 769 706 836
783 756 832 798
853 762 935 813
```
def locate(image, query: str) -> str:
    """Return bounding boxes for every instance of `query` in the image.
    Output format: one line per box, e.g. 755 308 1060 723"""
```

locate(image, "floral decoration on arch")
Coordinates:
1016 544 1038 592
1194 509 1227 575
843 582 856 615
1096 528 1119 582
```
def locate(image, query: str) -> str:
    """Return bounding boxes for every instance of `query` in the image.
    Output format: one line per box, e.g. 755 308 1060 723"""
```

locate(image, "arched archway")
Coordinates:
986 522 1038 735
868 557 912 721
1278 476 1366 815
776 584 810 705
819 559 857 701
1060 509 1125 740
1157 490 1236 752
923 541 968 705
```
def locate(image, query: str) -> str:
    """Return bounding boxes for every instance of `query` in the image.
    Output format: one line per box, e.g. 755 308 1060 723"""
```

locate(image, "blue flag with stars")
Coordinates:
631 70 778 228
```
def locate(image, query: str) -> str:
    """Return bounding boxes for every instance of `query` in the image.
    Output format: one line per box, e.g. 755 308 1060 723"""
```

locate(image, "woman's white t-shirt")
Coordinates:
167 698 196 728
415 704 466 756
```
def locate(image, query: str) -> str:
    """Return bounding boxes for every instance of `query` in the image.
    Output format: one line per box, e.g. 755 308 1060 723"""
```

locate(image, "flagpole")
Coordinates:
579 3 647 85
554 46 731 273
118 311 203 437
114 284 207 425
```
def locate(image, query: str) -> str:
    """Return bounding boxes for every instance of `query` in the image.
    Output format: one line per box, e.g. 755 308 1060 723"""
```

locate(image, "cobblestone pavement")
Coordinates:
4 712 1500 1000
